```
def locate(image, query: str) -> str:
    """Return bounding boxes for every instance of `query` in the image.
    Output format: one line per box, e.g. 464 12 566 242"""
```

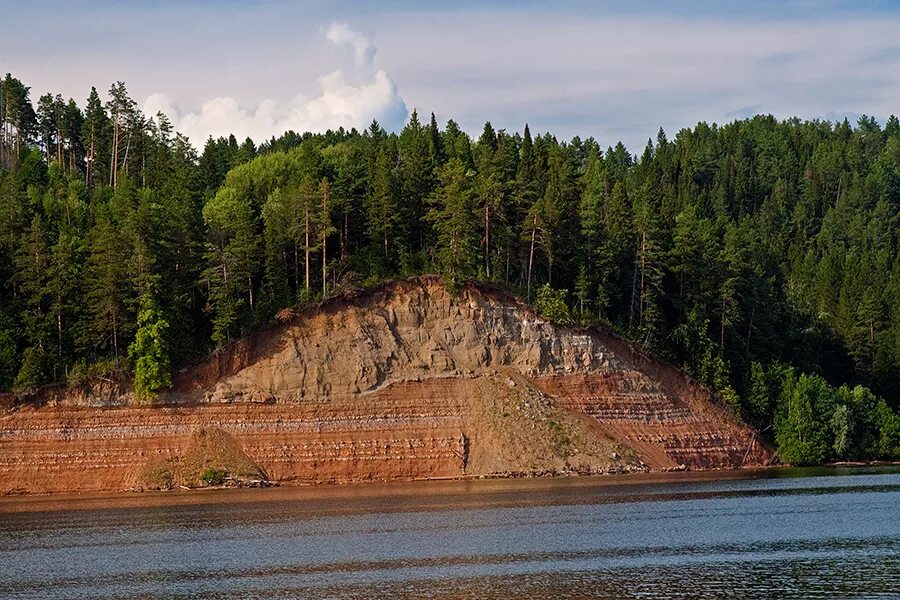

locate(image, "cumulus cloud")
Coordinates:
325 22 376 67
144 23 407 146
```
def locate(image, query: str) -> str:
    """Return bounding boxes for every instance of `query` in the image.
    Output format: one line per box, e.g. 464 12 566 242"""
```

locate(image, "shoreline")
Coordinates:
2 463 897 514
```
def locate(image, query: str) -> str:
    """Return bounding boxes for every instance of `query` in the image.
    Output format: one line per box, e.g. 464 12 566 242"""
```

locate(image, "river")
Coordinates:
1 467 898 598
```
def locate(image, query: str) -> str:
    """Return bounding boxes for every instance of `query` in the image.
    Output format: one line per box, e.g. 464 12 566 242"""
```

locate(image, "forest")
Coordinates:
0 73 898 464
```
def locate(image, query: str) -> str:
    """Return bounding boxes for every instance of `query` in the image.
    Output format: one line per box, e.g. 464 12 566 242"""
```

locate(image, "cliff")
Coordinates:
0 277 773 494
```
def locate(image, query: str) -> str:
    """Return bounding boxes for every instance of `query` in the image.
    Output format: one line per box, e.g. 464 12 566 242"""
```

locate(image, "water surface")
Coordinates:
1 468 898 598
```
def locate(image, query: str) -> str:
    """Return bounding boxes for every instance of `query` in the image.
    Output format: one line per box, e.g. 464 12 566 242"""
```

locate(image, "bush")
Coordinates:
0 328 17 389
535 284 573 324
200 468 228 486
66 358 120 387
14 347 48 391
874 399 900 459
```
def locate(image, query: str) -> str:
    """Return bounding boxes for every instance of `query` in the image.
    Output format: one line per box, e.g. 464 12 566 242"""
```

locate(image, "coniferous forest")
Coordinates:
1 74 898 464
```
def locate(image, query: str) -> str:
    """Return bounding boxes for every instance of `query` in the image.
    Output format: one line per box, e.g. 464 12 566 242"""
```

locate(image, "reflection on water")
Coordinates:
1 467 898 599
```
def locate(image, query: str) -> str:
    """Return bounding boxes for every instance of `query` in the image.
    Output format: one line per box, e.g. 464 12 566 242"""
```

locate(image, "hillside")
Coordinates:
0 278 772 494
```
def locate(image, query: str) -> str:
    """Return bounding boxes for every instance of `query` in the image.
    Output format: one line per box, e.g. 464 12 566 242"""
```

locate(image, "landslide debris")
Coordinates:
464 372 644 476
139 428 268 490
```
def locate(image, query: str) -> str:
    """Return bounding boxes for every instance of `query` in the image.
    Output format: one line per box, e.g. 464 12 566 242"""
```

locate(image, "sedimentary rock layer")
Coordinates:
0 277 773 494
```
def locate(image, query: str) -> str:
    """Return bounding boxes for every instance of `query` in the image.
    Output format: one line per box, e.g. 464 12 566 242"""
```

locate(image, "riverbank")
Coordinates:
4 465 897 514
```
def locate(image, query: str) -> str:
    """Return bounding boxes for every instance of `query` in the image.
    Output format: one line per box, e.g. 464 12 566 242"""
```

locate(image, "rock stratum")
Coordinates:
0 277 773 494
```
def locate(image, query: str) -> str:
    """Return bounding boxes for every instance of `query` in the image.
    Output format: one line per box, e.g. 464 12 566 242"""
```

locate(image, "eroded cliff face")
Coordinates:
169 278 626 403
0 277 773 494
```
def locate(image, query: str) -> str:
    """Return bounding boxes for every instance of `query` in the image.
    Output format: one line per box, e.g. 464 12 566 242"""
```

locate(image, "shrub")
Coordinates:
67 358 120 387
535 284 573 324
13 347 48 391
200 468 228 486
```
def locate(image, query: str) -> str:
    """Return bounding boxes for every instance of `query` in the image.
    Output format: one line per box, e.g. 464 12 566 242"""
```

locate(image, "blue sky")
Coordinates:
3 1 900 150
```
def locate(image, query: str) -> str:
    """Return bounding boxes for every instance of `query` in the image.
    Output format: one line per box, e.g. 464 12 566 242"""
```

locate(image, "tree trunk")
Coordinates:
110 118 118 188
639 232 647 327
122 131 132 180
341 209 348 262
87 125 95 189
505 243 510 284
56 127 62 168
548 255 553 286
720 295 727 357
293 241 299 295
112 318 119 367
322 183 329 297
304 208 310 291
0 96 5 168
57 310 63 370
629 253 639 330
484 203 490 278
527 215 537 302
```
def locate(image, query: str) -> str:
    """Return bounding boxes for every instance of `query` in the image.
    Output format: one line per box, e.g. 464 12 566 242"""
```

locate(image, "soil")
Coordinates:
139 428 268 490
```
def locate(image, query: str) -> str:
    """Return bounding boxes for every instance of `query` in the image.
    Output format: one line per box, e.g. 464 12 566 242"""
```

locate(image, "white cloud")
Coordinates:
144 23 407 146
367 12 900 149
14 4 896 152
325 22 376 67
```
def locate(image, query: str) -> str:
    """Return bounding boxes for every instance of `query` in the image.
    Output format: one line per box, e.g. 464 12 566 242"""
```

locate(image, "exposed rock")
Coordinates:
0 277 773 494
165 278 629 404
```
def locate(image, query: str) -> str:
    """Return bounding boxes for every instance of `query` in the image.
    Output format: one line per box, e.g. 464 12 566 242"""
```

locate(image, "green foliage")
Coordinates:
535 284 573 324
425 158 479 281
66 358 120 387
830 404 852 459
199 468 227 486
14 347 48 391
769 367 900 464
202 187 258 346
128 293 171 401
775 371 835 465
3 69 900 464
873 399 900 459
745 362 773 429
697 346 741 415
0 328 16 389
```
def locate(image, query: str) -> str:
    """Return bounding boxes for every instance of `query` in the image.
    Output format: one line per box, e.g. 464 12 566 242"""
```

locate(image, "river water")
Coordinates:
0 467 897 599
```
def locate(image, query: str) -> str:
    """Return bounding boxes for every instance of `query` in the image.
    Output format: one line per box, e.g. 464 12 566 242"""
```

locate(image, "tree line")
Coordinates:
0 72 898 463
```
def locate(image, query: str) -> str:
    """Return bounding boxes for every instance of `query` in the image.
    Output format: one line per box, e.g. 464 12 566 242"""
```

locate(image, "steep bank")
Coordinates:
0 277 772 494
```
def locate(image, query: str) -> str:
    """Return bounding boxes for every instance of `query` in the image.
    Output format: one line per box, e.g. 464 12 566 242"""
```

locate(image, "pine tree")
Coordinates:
426 158 479 280
85 213 134 364
428 112 445 166
13 215 53 386
474 137 504 279
82 87 108 190
105 81 138 189
318 177 336 296
398 110 434 251
365 144 397 263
